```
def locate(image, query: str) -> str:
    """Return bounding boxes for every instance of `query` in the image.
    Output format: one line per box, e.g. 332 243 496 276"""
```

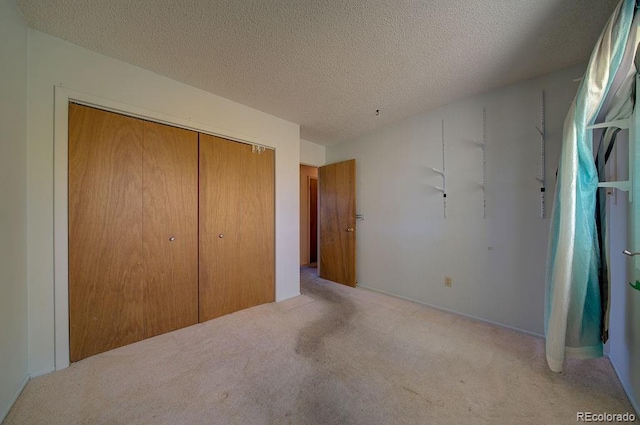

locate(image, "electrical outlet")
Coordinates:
445 276 452 287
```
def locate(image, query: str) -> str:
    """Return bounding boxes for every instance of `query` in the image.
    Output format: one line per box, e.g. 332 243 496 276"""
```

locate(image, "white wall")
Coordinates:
327 64 584 335
608 134 639 414
27 30 300 376
0 0 29 420
300 139 326 167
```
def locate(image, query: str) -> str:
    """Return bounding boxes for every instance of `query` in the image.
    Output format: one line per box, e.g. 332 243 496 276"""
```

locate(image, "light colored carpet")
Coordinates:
4 267 637 424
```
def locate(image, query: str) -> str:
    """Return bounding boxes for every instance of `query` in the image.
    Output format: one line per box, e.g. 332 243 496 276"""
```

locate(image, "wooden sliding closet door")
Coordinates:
142 121 199 337
69 104 198 361
199 134 275 321
69 104 145 361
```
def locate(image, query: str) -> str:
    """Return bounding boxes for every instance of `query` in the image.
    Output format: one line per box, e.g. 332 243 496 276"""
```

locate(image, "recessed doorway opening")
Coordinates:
300 165 318 269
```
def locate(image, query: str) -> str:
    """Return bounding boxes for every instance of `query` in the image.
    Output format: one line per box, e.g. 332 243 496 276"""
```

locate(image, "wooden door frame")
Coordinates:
52 86 275 371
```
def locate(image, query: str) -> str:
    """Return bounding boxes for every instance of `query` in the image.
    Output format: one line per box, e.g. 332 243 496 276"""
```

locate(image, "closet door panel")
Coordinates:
199 134 275 321
68 104 145 362
143 122 199 337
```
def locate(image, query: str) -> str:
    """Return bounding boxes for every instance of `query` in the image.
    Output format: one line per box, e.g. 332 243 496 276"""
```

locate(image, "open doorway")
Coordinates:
300 165 318 268
309 176 318 264
300 160 356 286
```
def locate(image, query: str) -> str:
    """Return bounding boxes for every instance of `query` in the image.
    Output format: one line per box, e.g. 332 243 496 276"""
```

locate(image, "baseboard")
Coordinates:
275 292 301 303
356 284 544 339
29 367 55 379
0 374 29 423
607 354 640 417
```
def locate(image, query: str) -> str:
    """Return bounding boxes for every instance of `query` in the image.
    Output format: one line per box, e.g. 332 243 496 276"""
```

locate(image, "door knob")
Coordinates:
346 227 355 232
219 234 224 238
623 249 639 257
169 237 175 242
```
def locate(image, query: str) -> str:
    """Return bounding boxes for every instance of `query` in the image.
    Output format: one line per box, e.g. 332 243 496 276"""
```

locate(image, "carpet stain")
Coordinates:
294 274 357 359
402 385 421 396
293 269 361 424
402 385 433 404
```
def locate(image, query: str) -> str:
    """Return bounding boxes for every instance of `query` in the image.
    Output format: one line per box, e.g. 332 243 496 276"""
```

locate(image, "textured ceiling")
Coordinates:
17 0 618 146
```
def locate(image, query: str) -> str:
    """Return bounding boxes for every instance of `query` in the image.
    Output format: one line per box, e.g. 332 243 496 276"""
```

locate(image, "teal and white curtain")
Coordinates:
545 0 636 372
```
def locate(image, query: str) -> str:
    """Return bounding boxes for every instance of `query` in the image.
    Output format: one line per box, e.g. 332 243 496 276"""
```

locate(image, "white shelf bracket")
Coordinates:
587 118 630 130
430 120 447 218
587 82 636 202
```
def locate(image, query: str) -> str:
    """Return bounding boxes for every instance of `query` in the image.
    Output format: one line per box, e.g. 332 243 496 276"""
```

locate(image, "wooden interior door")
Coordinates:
142 121 198 337
199 134 275 321
69 104 145 361
309 177 318 264
319 159 356 287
